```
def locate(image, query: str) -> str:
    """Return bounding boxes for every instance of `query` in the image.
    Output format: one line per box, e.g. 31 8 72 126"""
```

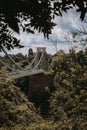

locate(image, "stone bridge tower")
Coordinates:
35 47 48 70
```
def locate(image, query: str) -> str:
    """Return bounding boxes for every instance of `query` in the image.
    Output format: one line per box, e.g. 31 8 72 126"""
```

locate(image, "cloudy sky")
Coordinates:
10 9 84 55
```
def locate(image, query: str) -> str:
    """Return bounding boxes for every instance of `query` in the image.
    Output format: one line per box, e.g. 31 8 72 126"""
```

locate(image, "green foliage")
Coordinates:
0 0 86 33
49 49 87 130
0 49 87 130
0 22 22 50
0 74 43 129
0 53 29 70
28 48 33 56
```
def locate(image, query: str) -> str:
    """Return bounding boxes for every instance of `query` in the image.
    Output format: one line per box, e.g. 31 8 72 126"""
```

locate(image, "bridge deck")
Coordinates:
8 69 44 79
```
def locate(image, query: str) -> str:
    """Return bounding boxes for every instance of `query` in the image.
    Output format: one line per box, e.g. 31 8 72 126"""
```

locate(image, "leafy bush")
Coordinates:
0 72 43 129
49 49 87 130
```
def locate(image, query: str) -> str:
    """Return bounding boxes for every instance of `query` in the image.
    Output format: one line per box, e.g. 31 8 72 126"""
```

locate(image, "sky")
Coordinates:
9 9 85 55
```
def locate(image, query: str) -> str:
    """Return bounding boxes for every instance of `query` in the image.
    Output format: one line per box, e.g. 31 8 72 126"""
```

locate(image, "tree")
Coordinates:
49 49 87 130
0 0 87 50
0 21 22 50
28 48 33 56
27 48 34 63
50 34 59 53
65 17 87 50
0 76 44 129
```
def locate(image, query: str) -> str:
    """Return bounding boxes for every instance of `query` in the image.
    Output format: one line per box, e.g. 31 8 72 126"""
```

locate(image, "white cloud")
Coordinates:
12 9 84 55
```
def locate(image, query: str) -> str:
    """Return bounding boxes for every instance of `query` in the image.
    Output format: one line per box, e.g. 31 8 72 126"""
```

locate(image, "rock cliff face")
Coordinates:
29 73 53 97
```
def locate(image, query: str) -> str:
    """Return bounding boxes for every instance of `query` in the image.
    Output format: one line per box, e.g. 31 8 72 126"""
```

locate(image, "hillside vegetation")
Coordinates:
0 74 44 130
49 49 87 129
0 49 87 130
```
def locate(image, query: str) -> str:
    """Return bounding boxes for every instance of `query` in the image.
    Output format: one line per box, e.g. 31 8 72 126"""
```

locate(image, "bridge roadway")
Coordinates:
8 69 44 79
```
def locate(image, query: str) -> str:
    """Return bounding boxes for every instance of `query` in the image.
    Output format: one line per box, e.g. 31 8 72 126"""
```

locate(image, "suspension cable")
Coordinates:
0 45 45 76
0 56 22 73
1 45 39 71
33 51 44 70
1 46 25 70
24 51 38 70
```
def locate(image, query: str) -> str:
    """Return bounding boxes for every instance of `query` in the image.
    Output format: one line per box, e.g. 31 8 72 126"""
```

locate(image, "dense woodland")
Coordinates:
0 48 87 130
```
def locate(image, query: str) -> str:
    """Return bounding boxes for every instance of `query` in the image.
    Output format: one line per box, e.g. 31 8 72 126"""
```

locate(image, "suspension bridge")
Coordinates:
0 47 48 79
